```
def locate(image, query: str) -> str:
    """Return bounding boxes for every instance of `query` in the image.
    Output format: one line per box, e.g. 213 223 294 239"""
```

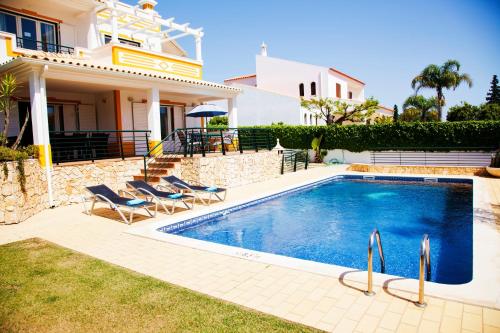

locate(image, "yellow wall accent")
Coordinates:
149 141 163 156
36 145 53 168
5 37 23 57
112 46 203 80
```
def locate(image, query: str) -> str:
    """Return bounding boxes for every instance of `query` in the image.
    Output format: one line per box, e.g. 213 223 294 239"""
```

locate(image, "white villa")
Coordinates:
223 43 393 126
0 0 240 167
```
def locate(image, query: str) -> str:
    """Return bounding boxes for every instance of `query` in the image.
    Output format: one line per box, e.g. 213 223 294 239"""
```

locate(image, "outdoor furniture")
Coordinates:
126 180 195 214
84 184 157 224
162 175 227 205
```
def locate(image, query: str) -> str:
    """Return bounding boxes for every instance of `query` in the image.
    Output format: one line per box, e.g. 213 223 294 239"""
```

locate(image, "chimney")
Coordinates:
138 0 157 11
260 42 268 57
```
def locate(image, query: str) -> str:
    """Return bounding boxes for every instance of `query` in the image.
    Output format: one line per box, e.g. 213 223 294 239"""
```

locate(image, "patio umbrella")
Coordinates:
186 104 227 127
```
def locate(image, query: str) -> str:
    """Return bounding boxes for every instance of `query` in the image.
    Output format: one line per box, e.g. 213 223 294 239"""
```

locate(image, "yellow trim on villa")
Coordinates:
37 144 53 168
112 46 203 80
148 141 163 156
5 38 23 57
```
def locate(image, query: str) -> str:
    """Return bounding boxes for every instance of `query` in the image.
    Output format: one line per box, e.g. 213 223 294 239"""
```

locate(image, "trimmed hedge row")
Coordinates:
242 121 500 152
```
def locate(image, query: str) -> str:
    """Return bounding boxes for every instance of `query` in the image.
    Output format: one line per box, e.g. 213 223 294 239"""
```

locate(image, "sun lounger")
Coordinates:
126 180 194 214
162 175 227 205
85 185 156 224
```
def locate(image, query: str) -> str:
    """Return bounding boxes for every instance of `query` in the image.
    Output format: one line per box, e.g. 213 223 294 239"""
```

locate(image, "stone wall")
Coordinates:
178 151 282 188
51 158 143 206
0 160 48 224
348 163 487 176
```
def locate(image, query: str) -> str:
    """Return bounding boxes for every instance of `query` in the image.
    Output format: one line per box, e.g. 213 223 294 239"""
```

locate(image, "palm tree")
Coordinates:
411 60 472 120
402 95 439 122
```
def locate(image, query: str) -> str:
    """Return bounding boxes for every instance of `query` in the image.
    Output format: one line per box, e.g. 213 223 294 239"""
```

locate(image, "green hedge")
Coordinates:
241 121 500 152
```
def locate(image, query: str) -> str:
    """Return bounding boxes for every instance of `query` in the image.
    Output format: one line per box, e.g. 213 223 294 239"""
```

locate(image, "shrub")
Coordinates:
242 121 500 152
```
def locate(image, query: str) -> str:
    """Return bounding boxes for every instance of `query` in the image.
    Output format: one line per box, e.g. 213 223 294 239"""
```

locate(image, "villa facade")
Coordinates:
223 43 393 126
0 0 240 168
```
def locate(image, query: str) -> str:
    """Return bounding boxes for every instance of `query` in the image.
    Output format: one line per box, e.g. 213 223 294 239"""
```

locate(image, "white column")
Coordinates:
146 87 161 145
195 36 203 62
29 72 48 147
111 10 119 43
228 97 238 128
30 70 54 206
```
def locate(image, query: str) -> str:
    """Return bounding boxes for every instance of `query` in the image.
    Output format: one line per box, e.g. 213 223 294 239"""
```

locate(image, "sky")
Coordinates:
126 0 499 112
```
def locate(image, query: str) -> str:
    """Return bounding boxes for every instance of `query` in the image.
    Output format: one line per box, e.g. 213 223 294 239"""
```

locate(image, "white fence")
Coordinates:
370 151 492 166
321 149 493 166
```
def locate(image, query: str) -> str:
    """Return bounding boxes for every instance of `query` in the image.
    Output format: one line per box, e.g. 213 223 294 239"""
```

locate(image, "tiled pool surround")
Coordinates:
127 172 499 307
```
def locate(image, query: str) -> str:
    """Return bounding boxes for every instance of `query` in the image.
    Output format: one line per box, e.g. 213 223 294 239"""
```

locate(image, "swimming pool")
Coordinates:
158 175 473 285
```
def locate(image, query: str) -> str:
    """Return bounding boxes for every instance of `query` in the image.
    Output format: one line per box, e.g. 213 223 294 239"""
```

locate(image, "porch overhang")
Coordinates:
1 56 240 99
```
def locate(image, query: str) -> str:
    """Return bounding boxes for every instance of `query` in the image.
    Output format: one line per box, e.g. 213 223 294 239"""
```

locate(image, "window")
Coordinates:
303 113 307 125
336 83 341 98
104 35 141 47
310 114 313 125
299 83 305 97
310 82 316 96
0 12 17 34
348 91 353 99
0 10 58 51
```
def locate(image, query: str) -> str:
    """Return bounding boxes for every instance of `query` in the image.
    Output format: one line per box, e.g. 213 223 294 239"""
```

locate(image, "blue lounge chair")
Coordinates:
126 180 194 214
162 175 227 205
85 185 156 225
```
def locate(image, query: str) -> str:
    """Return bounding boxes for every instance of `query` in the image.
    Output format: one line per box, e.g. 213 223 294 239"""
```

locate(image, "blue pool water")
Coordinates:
164 178 473 284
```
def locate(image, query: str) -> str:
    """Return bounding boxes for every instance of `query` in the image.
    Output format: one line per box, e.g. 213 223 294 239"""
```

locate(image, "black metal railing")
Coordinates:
50 130 150 164
17 37 75 54
143 127 275 181
281 150 309 174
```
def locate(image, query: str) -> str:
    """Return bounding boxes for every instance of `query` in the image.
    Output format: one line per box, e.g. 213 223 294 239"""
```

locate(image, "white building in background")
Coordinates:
223 43 393 126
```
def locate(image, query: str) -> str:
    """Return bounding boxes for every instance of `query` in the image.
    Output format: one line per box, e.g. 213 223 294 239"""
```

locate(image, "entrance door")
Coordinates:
20 17 37 50
160 105 174 139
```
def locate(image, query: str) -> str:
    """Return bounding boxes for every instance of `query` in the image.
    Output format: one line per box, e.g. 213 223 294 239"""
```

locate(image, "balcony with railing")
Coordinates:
16 37 75 55
50 130 150 165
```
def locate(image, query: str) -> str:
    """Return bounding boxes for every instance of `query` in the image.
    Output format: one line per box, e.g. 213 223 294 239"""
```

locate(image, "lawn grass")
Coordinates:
0 238 320 333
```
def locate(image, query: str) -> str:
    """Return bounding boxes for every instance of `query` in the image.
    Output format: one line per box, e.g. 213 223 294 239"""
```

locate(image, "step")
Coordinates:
155 157 183 163
140 168 171 176
133 175 161 183
148 162 176 169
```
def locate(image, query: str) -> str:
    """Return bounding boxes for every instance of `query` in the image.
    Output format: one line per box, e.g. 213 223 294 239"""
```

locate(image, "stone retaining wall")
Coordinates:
348 163 486 176
178 151 281 188
51 158 143 206
0 160 48 224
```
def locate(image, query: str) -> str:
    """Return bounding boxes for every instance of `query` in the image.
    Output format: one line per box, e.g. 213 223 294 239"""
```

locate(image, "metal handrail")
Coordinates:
16 37 75 54
416 234 431 307
143 128 275 181
281 149 308 174
365 228 385 296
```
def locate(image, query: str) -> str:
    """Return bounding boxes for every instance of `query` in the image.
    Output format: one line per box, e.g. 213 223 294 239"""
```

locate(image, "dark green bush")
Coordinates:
241 121 500 152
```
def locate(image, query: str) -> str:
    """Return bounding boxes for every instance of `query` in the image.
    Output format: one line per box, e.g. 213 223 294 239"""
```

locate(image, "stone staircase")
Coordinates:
133 156 183 183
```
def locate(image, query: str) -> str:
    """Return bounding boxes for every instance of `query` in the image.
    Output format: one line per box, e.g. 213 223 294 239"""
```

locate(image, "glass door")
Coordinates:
40 22 56 52
20 17 37 50
160 105 173 139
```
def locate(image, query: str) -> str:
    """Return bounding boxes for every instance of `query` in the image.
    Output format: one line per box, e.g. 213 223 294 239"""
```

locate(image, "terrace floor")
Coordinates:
1 166 499 333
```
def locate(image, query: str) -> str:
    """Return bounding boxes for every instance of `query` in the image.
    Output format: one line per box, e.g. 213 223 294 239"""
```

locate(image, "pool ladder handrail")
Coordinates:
416 234 431 307
364 228 386 296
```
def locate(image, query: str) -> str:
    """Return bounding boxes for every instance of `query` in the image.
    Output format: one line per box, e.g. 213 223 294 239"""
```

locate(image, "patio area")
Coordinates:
1 165 499 333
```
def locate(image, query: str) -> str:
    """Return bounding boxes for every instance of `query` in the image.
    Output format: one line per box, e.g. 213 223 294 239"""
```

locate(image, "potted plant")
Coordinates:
486 151 500 177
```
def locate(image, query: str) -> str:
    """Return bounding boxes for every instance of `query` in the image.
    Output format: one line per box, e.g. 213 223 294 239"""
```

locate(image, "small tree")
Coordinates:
0 74 28 149
402 95 439 122
301 98 335 125
446 102 480 121
486 75 500 104
331 98 379 125
208 116 228 126
393 104 399 122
